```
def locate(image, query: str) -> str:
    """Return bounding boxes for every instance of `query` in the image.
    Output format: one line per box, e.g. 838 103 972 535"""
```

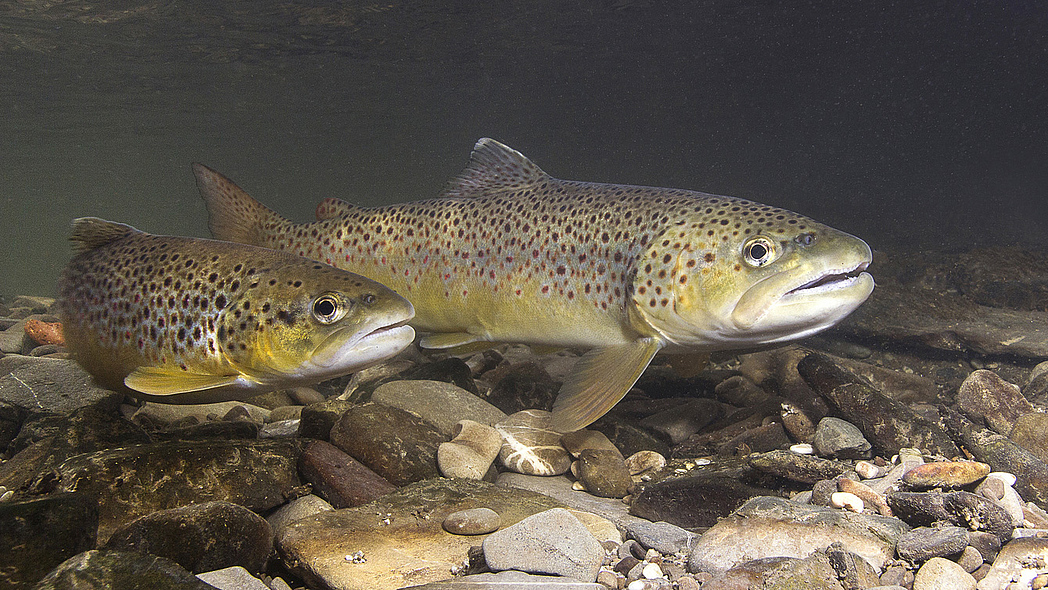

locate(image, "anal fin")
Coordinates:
125 366 243 396
550 337 664 433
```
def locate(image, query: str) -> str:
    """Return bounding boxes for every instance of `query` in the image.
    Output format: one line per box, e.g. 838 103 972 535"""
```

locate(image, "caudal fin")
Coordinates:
192 163 288 247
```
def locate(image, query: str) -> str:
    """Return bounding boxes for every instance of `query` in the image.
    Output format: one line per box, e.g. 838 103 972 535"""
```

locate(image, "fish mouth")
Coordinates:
311 317 416 371
731 259 874 335
782 261 872 298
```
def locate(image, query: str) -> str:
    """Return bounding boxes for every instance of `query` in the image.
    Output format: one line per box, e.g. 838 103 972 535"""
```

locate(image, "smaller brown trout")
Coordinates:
196 139 874 430
58 217 415 403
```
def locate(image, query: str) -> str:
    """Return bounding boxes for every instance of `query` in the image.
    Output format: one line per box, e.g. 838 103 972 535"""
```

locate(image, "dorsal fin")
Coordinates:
193 163 288 246
441 138 550 198
69 217 141 253
315 197 357 221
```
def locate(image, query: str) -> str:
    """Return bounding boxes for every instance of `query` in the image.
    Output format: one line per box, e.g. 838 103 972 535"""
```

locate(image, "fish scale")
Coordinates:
196 139 874 430
59 217 415 403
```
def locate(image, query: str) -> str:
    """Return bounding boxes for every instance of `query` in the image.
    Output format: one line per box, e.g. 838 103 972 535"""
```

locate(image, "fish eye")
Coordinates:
311 294 344 324
742 236 777 267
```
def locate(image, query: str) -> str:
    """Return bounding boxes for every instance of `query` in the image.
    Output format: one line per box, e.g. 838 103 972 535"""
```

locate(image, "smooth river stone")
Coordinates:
438 420 502 480
902 461 991 489
442 507 501 535
495 410 571 476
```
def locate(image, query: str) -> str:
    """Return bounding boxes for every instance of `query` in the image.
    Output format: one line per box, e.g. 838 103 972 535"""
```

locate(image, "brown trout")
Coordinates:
195 139 873 430
58 217 415 403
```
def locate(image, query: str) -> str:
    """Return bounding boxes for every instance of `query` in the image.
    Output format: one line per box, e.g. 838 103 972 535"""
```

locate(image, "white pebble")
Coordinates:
642 562 664 579
830 491 864 513
855 460 884 479
789 443 814 455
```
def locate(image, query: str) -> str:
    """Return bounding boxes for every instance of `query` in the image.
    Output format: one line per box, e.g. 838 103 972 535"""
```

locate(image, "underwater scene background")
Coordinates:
1 0 1046 297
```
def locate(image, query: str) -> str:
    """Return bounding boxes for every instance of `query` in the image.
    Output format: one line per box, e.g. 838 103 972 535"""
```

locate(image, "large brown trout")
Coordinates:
58 217 415 403
195 139 873 430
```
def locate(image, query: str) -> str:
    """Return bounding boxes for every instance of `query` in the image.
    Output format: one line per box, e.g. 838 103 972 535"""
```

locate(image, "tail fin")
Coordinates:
69 217 141 254
192 163 288 247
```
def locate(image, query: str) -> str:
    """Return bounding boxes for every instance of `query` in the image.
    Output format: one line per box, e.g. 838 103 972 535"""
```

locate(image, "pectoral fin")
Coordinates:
125 366 243 395
550 338 664 433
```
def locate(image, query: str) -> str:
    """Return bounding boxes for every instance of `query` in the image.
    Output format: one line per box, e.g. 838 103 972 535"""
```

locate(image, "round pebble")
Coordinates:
789 443 814 455
441 507 501 535
642 562 664 579
830 491 864 513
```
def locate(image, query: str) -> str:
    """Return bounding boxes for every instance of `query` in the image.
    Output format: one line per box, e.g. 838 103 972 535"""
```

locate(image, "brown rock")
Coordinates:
329 403 443 486
957 370 1032 434
902 461 991 489
299 439 396 508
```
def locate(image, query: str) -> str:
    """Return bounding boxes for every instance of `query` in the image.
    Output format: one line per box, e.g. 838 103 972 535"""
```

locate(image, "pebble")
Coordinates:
495 409 572 476
902 461 991 489
747 449 854 484
266 494 334 539
913 556 977 590
442 507 501 535
195 566 272 590
573 449 633 498
813 416 872 459
838 477 893 516
830 491 864 513
957 545 984 573
624 450 666 477
856 459 889 479
482 508 603 582
789 443 814 454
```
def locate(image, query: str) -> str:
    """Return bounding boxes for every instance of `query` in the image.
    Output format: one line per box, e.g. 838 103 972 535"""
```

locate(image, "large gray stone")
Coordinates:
371 379 505 435
482 508 603 582
402 571 605 589
0 356 118 414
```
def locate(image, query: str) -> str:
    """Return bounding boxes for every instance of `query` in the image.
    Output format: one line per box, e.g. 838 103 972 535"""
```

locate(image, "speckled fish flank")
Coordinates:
196 139 874 430
58 217 415 403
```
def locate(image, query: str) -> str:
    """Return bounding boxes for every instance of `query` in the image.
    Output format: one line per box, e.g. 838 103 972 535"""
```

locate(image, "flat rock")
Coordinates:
196 566 272 590
371 379 506 435
277 477 570 590
329 402 443 486
33 549 215 590
895 525 970 562
299 439 396 508
402 570 605 589
103 501 273 574
976 537 1048 590
0 493 97 588
0 356 119 414
629 473 770 529
747 449 855 485
688 496 910 573
36 439 300 544
482 508 603 581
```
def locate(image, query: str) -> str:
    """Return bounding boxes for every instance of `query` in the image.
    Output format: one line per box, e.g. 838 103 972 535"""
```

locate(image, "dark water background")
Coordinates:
2 0 1046 297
